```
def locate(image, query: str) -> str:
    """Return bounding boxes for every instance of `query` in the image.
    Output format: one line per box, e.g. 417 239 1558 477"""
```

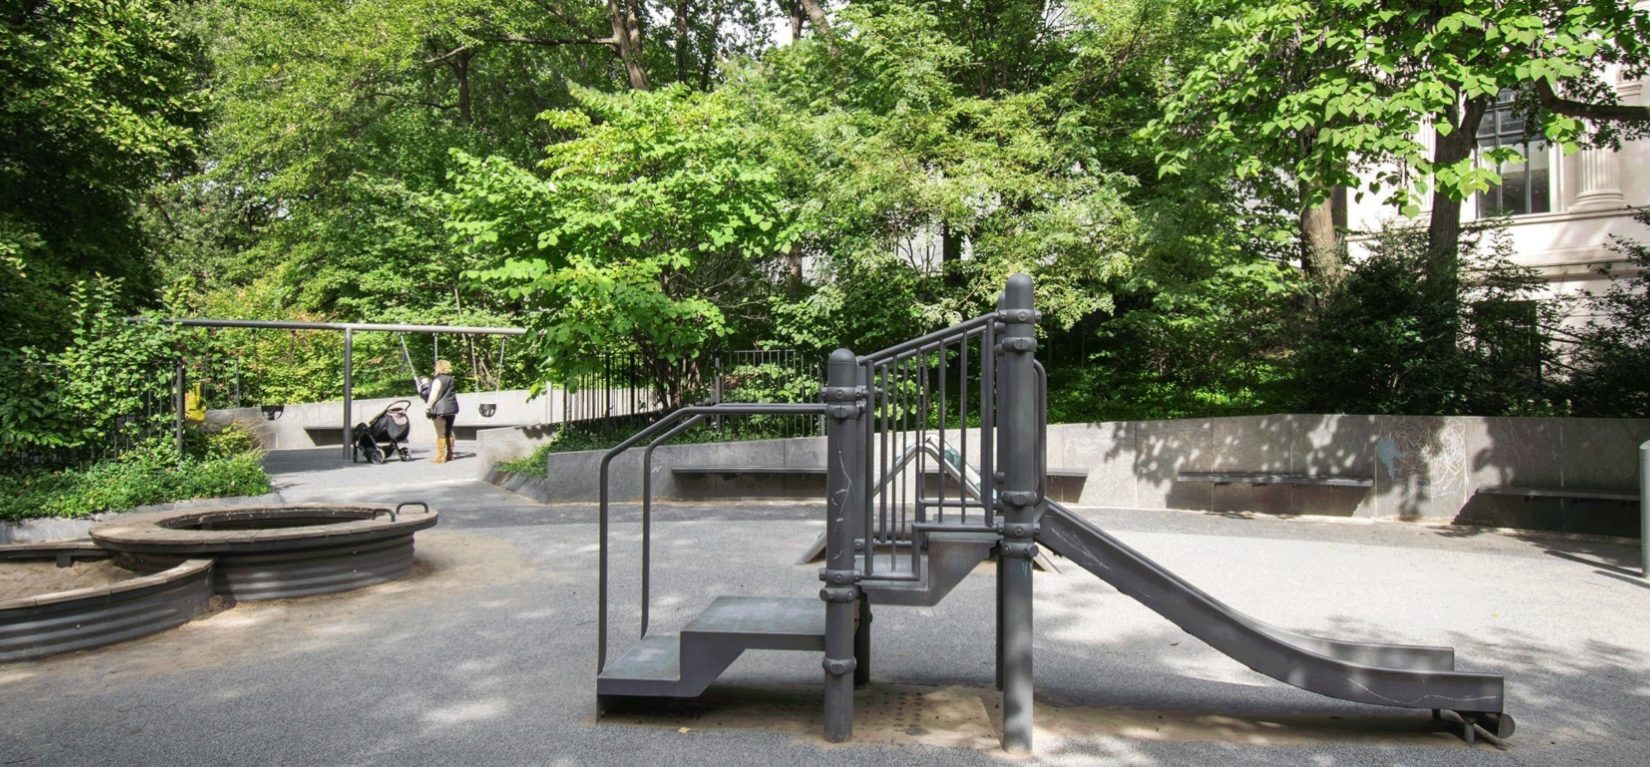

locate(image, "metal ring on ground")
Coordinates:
0 542 212 663
89 504 438 601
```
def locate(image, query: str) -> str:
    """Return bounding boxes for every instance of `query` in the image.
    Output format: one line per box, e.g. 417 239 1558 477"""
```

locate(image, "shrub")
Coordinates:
0 445 271 522
1295 224 1562 416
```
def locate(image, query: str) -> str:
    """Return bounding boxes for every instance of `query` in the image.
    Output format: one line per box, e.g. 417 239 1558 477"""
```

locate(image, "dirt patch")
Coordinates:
600 684 999 750
599 683 1475 753
0 559 130 603
0 530 532 682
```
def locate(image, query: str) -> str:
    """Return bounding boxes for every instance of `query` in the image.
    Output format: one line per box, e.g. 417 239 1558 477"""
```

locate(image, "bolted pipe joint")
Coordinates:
1001 490 1039 509
822 656 857 677
819 568 857 586
819 585 860 602
1001 521 1039 538
1000 541 1040 560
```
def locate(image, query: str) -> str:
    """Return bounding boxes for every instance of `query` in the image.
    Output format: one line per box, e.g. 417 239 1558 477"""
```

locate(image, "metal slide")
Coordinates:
1036 500 1514 739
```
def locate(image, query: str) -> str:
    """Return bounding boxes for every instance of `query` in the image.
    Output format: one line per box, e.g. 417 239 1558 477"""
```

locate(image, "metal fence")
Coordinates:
0 361 177 472
559 350 822 443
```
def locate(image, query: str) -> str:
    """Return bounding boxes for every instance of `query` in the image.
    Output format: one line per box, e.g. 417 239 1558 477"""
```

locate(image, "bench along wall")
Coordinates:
1063 414 1648 536
530 414 1646 537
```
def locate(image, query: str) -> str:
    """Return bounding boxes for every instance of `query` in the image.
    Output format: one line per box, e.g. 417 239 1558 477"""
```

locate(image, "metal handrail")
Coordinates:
597 402 827 673
640 414 710 636
860 313 998 363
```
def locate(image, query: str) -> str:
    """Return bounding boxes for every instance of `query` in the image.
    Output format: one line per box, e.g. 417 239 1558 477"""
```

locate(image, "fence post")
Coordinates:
820 348 866 742
173 359 185 457
996 274 1039 754
1641 440 1648 579
341 327 354 460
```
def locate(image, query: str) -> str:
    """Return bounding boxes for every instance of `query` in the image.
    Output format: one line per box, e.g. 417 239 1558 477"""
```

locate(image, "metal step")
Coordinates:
860 532 998 607
684 596 826 650
598 597 825 699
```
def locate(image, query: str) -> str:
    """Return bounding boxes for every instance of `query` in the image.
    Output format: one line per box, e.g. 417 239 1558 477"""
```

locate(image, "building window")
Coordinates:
1475 92 1550 217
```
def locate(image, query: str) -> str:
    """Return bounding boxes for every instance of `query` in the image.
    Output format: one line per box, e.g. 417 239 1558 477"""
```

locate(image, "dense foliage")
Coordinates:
3 0 1647 501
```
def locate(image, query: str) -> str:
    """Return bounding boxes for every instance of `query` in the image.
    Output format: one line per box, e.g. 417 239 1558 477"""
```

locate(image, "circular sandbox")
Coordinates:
89 503 438 601
0 541 211 662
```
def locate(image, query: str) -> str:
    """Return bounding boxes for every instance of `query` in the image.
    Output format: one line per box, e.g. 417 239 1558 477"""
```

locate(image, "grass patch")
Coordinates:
0 449 272 522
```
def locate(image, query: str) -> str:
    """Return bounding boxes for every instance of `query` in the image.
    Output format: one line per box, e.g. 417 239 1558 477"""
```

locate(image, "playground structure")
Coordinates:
595 274 1515 752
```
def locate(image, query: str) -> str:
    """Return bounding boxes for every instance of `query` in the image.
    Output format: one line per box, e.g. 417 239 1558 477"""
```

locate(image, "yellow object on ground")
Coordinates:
184 383 206 423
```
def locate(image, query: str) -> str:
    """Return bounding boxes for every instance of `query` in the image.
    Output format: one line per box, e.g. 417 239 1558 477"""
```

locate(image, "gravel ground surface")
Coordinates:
0 448 1645 766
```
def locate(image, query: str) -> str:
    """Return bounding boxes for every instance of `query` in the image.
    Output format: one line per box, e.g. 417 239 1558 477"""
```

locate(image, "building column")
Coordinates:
1571 148 1626 212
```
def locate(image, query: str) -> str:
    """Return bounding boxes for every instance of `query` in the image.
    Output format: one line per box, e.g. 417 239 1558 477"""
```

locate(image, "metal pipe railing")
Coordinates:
639 414 710 636
596 402 827 673
1641 440 1648 579
860 313 997 363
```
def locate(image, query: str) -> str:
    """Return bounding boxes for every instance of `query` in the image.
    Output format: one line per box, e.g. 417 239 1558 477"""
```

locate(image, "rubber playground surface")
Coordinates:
1 445 1646 766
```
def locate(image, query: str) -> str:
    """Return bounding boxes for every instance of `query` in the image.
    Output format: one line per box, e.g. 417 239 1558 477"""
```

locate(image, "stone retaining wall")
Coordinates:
510 415 1648 536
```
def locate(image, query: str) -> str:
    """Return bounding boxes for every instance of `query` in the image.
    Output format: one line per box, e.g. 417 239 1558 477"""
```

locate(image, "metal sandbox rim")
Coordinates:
0 545 213 662
88 503 440 555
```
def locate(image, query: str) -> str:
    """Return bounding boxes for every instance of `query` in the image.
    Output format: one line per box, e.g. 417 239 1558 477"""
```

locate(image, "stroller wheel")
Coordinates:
398 448 410 461
368 446 386 464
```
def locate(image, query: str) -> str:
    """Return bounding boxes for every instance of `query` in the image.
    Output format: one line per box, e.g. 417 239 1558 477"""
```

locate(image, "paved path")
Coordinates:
1 450 1646 766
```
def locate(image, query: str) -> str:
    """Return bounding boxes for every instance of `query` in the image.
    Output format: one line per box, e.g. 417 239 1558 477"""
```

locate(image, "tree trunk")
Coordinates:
1298 188 1341 291
1424 96 1489 311
799 0 831 36
452 49 473 125
789 0 803 42
606 0 651 90
941 223 963 288
786 242 803 297
673 0 690 83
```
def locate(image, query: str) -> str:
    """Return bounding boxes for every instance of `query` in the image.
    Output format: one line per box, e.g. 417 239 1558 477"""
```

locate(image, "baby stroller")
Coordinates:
351 400 412 464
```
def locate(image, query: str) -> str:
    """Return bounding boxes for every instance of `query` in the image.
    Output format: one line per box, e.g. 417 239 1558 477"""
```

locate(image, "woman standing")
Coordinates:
423 359 461 463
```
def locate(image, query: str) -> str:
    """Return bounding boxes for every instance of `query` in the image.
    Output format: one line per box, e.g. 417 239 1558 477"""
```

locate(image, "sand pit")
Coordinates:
0 559 131 604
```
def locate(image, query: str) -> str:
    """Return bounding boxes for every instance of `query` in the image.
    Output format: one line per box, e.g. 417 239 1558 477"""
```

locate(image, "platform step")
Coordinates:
598 596 827 699
684 596 825 650
597 635 684 697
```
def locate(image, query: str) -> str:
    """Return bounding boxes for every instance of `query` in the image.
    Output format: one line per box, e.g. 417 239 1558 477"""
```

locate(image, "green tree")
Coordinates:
447 84 802 407
1 0 208 349
1146 0 1650 298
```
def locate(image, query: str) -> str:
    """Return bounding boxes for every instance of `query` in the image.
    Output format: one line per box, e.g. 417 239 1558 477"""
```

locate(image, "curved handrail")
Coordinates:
640 413 709 637
597 402 828 673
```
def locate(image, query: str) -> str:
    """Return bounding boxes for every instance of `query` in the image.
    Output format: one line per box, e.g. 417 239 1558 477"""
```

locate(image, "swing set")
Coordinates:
147 318 525 459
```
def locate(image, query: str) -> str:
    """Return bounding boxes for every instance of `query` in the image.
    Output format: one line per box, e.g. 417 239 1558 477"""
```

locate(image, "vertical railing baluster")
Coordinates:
957 328 963 527
981 322 996 529
939 339 948 524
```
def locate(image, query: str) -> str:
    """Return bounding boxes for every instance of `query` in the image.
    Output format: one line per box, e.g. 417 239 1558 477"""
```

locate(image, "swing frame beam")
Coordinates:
140 318 526 459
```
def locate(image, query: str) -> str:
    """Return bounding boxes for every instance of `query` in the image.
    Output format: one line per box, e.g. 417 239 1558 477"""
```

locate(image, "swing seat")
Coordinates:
261 405 285 421
479 403 498 418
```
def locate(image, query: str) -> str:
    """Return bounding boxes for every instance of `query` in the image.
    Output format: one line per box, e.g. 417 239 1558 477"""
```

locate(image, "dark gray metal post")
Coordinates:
1641 440 1648 579
341 327 354 459
173 360 185 456
821 348 865 742
854 363 873 689
996 273 1039 754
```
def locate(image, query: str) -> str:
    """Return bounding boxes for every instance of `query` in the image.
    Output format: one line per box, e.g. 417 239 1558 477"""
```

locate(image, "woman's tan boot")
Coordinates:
433 438 449 464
